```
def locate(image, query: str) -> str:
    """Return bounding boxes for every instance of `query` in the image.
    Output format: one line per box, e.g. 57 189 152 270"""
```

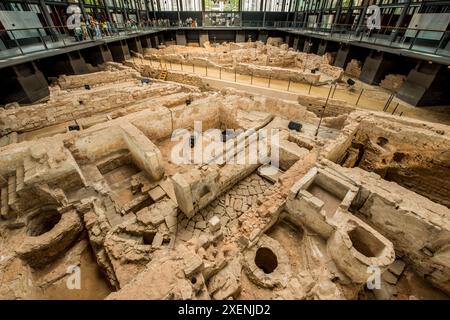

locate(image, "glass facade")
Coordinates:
243 0 263 11
0 0 448 27
0 0 448 60
181 0 202 11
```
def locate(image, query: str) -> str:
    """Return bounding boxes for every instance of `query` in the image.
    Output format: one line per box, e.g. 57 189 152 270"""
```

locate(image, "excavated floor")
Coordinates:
0 43 449 301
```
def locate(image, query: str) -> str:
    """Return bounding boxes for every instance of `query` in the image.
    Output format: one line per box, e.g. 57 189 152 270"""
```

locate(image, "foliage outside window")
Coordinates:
204 0 239 11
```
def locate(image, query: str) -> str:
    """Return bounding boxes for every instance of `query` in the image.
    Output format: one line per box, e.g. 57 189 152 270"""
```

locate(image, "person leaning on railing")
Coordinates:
74 23 83 42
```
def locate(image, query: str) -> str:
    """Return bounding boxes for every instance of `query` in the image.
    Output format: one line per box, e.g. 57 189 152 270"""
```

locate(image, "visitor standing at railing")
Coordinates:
87 15 95 39
94 19 102 38
74 23 83 42
107 20 113 36
102 20 109 37
80 18 89 40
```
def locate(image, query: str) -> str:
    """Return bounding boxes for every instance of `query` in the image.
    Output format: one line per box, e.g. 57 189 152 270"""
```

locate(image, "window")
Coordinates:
159 0 178 11
6 2 25 11
297 0 308 11
205 0 239 11
265 0 292 12
137 0 146 9
342 0 352 8
243 0 263 11
181 0 201 11
29 4 42 13
152 0 159 11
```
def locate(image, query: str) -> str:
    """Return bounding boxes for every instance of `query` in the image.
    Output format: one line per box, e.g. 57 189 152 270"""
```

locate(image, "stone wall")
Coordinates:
380 74 406 92
143 42 344 84
58 62 140 90
321 160 450 294
298 94 357 118
345 59 362 78
0 64 201 136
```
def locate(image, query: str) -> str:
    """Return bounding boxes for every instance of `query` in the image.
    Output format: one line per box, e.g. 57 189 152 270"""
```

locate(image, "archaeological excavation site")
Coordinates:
1 32 449 302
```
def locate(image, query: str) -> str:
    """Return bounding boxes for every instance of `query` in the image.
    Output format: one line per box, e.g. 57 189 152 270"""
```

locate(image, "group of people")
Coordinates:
145 19 171 27
73 15 113 41
72 15 202 41
73 15 147 42
180 17 198 27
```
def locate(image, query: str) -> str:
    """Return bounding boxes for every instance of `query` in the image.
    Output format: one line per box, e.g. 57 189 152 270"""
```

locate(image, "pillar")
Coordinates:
150 36 159 48
303 38 316 53
199 31 209 47
317 40 328 56
390 0 411 42
110 40 131 61
176 31 187 46
296 37 306 51
82 44 113 66
39 51 88 76
141 36 152 49
293 37 299 51
0 62 49 104
334 45 351 68
257 30 268 43
235 31 245 43
360 51 395 84
39 0 55 28
127 37 144 54
397 62 450 106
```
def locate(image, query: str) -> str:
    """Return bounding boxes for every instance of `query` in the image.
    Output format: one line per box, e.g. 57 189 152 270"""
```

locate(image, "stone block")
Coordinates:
149 186 166 202
183 253 204 278
209 215 221 232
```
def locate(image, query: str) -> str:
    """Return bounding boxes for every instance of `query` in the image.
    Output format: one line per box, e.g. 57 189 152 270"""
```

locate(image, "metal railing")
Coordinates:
145 20 450 57
280 22 450 57
137 57 408 118
1 21 448 61
0 23 163 60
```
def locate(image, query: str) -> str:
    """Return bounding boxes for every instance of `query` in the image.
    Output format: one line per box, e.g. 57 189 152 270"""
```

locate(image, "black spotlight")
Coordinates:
288 121 302 132
186 99 192 106
84 84 91 90
190 135 196 148
141 78 150 84
347 78 355 86
68 124 80 131
311 67 319 74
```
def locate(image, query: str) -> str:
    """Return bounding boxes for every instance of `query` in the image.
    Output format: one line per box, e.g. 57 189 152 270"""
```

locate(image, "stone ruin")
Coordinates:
0 59 449 300
142 39 343 85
